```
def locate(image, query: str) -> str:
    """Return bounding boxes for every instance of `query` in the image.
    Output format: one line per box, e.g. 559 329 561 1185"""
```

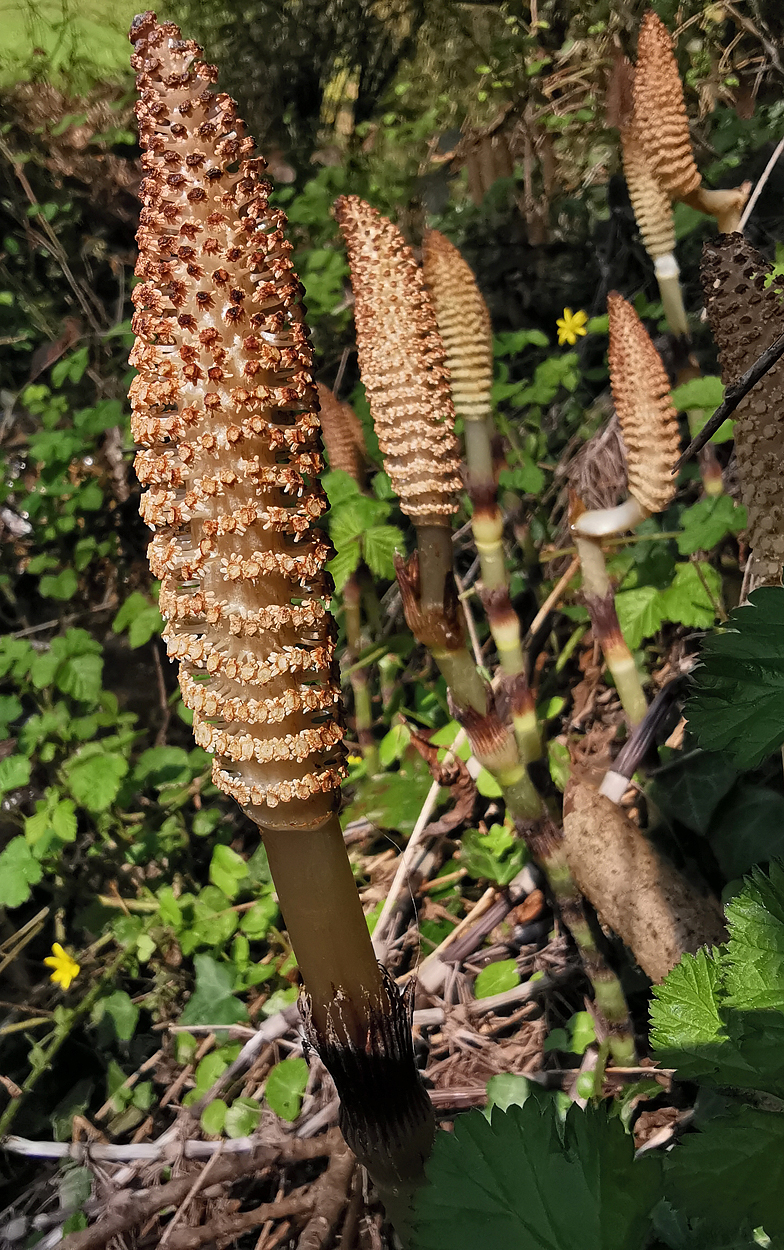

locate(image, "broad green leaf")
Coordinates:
361 524 403 579
224 1097 262 1138
412 1102 662 1250
615 585 662 650
209 844 249 899
134 747 192 789
709 787 784 878
677 497 747 556
179 954 249 1027
0 836 43 907
128 606 163 648
665 1106 784 1238
485 1073 530 1116
325 542 360 592
200 1099 227 1136
56 653 103 704
659 562 721 630
650 750 738 835
265 1057 308 1121
687 588 784 769
95 990 139 1041
650 949 725 1073
670 375 725 412
239 896 279 938
64 750 128 811
461 824 526 886
498 458 545 495
0 754 31 797
39 568 78 600
112 592 155 633
474 960 520 999
724 863 784 1012
0 694 22 728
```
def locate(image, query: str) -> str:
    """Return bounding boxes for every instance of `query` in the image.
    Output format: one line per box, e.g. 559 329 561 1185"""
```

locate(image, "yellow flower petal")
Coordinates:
44 942 80 991
556 307 588 347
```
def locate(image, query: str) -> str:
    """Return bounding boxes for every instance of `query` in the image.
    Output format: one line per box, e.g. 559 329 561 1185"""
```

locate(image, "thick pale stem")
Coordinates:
575 533 647 726
261 814 386 1045
654 256 689 338
416 523 454 616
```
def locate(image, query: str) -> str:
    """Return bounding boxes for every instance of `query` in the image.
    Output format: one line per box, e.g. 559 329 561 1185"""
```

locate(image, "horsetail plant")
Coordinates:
702 233 784 589
128 15 433 1237
422 228 540 765
571 293 681 726
337 197 637 1064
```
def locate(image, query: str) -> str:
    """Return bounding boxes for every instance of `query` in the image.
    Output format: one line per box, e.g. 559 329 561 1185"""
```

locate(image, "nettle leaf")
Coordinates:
56 653 103 704
615 586 662 650
0 836 43 907
724 862 784 1011
325 542 360 593
461 824 526 886
665 1106 784 1239
649 949 724 1074
412 1101 662 1250
686 587 784 769
179 954 249 1027
265 1057 308 1122
677 497 747 556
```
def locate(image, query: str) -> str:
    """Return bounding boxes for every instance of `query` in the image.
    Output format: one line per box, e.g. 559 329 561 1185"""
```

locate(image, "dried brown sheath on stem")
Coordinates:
702 233 784 587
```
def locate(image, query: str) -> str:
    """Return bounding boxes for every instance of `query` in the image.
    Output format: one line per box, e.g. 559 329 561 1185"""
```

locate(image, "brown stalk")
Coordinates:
128 15 433 1232
701 233 784 588
422 229 539 762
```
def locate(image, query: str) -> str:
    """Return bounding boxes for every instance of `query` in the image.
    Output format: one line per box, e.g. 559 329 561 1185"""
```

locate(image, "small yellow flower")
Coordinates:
44 943 80 991
347 754 363 766
556 307 588 347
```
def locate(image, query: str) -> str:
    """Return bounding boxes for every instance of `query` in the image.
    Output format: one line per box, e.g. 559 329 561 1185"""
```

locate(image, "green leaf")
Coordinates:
687 588 784 769
671 375 725 412
0 694 22 729
724 863 784 1012
56 653 103 704
0 754 31 797
659 562 721 630
485 1073 530 1115
361 524 403 579
209 844 249 899
677 497 747 556
134 747 192 789
225 1097 262 1138
615 585 662 650
200 1099 227 1136
239 896 279 938
498 459 545 495
0 836 43 907
325 542 360 593
128 607 163 648
650 949 725 1074
461 824 526 886
179 954 249 1027
264 1057 308 1122
39 568 78 600
474 960 521 999
665 1106 784 1238
63 750 128 812
96 991 139 1041
709 786 784 878
412 1102 662 1250
650 751 738 835
112 592 154 634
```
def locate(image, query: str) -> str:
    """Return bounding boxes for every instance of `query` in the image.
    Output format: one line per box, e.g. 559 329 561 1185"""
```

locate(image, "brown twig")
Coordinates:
297 1140 356 1250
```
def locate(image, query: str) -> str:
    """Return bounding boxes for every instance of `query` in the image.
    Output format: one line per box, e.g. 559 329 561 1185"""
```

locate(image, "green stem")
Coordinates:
574 533 647 726
416 524 454 616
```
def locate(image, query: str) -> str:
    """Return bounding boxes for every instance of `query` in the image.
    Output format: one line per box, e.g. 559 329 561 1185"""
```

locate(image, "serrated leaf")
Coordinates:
265 1057 308 1122
326 542 360 593
724 863 784 1012
650 949 725 1071
56 653 103 704
179 954 249 1027
461 825 526 886
0 836 43 907
665 1106 784 1238
412 1102 662 1250
615 585 662 650
659 562 721 630
361 524 403 578
687 588 784 769
0 754 31 797
677 497 747 556
64 750 128 812
128 606 164 648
